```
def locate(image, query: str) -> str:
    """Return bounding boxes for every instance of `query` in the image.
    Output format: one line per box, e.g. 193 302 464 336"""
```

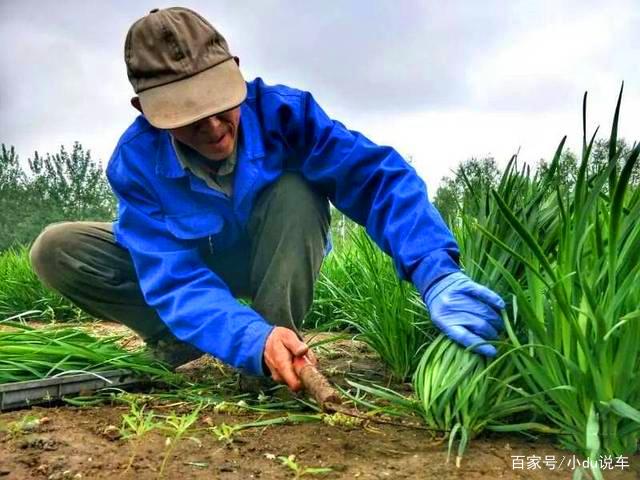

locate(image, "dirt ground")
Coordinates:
1 323 638 480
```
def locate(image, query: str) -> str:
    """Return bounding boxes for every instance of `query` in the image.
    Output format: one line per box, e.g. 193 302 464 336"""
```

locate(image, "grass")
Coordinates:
332 87 639 473
412 335 535 466
158 405 204 478
0 246 85 321
275 454 333 479
119 402 161 473
0 315 175 384
453 142 565 302
307 227 435 381
390 138 568 464
481 87 640 477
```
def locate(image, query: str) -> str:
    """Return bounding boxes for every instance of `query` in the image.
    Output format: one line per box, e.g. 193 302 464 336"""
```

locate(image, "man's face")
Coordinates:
169 106 241 161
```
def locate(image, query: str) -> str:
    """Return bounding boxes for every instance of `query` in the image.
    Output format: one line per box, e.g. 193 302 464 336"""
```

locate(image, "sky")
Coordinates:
1 0 638 195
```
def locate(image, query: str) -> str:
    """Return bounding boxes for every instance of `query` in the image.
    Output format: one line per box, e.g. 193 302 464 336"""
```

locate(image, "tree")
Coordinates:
537 137 637 192
433 157 499 226
537 149 578 191
0 142 116 251
0 145 32 249
28 142 116 220
0 145 27 190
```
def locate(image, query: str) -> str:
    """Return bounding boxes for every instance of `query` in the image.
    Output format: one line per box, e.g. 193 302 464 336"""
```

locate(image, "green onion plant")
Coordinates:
310 227 434 380
482 87 640 475
0 316 174 384
0 246 85 321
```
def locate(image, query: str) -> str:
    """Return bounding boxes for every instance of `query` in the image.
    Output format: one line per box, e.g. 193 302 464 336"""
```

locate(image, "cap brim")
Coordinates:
138 58 247 129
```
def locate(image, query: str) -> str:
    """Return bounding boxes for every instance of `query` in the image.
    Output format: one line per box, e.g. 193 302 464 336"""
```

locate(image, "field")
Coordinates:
1 90 639 479
3 324 637 480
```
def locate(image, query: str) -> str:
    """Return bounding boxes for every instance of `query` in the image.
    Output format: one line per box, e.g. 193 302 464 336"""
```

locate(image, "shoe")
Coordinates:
147 335 204 369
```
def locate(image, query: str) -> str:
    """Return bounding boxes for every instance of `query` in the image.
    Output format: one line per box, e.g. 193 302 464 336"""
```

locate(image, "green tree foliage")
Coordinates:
435 140 638 227
28 142 115 220
433 157 499 226
537 149 578 191
0 145 34 250
537 138 637 191
0 145 27 188
0 142 116 251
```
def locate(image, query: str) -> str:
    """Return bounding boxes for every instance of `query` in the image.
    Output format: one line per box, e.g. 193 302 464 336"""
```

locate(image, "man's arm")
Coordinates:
286 91 460 297
283 90 504 354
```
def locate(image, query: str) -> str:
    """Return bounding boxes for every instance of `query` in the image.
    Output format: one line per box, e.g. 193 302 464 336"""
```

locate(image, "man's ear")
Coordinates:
130 96 143 113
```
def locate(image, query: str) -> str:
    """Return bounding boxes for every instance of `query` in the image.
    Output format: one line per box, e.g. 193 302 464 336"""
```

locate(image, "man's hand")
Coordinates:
263 327 317 391
424 272 506 357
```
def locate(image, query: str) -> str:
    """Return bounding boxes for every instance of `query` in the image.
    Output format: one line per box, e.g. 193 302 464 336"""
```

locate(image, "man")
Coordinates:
30 7 505 391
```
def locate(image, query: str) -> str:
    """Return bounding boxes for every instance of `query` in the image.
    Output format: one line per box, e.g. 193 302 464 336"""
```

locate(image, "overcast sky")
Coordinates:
1 0 638 195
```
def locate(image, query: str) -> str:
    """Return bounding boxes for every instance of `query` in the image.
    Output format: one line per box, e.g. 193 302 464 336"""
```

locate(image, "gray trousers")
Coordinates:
29 173 330 344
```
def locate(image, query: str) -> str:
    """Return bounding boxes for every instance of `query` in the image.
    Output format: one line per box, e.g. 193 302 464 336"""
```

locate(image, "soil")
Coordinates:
1 323 638 480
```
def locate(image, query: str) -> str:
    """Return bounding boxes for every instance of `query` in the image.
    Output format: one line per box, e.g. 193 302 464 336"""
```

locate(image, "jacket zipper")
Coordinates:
208 235 214 254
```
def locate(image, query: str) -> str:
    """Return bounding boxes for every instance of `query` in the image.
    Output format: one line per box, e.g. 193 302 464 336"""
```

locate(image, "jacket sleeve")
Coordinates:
287 91 460 296
107 153 273 375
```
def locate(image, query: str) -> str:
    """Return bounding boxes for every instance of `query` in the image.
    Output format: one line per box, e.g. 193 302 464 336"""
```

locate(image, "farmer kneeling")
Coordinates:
30 7 505 391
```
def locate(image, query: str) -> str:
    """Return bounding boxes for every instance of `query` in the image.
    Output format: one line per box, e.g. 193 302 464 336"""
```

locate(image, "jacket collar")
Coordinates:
154 101 265 179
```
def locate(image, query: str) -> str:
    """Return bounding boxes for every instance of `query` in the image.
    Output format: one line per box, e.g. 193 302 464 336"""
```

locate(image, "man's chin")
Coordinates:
200 142 234 161
203 152 229 161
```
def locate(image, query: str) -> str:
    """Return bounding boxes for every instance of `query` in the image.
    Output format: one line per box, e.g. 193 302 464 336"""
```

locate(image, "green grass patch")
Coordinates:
0 316 173 384
0 246 85 321
307 228 435 381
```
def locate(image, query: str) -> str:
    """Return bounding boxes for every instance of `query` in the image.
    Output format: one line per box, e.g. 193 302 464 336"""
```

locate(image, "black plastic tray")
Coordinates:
0 369 144 410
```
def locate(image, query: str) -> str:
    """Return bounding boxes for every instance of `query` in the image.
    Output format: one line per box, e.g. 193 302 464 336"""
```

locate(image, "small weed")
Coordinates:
272 454 333 479
158 404 203 478
119 403 161 474
3 414 49 438
213 400 249 415
210 422 240 444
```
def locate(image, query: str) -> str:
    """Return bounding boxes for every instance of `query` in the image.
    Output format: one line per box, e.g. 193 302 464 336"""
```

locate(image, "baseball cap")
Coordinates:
124 7 247 129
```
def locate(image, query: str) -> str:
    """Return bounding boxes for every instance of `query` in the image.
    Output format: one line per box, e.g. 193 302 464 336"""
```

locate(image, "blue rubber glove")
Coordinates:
424 272 506 357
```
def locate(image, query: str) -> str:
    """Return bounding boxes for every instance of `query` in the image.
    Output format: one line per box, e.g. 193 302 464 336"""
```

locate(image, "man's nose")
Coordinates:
201 114 222 130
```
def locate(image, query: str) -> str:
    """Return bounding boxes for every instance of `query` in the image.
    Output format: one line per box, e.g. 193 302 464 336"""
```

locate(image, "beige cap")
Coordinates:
124 7 247 129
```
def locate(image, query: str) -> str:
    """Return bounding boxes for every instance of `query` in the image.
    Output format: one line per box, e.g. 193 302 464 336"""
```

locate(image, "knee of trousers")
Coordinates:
30 222 82 290
266 172 330 228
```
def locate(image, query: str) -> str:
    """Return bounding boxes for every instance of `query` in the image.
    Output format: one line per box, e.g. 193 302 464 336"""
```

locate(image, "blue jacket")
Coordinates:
106 78 460 375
